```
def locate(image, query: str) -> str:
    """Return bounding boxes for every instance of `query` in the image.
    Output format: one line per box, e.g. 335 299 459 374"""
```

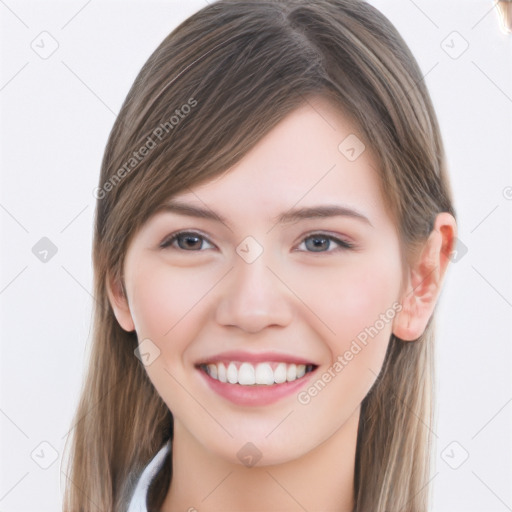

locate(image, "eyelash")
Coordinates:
159 231 355 253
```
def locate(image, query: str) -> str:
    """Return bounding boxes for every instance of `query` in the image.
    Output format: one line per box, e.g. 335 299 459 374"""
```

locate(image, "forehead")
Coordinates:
167 97 389 229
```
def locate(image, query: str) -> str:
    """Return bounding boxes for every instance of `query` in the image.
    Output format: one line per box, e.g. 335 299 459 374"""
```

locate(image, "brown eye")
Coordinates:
160 231 214 251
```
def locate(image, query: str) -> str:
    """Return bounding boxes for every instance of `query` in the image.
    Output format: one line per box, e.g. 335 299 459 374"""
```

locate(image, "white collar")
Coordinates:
127 442 170 512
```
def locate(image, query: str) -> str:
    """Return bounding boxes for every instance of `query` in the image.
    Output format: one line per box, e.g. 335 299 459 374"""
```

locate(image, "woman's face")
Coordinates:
115 97 405 466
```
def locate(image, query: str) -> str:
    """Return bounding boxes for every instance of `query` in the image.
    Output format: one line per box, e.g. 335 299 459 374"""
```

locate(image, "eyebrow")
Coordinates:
156 200 373 228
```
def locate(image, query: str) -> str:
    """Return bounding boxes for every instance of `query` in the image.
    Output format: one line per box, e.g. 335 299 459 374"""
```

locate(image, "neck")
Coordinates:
162 406 359 512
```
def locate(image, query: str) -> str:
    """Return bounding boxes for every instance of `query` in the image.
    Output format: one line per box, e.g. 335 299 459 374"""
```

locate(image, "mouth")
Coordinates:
195 353 319 406
198 361 317 386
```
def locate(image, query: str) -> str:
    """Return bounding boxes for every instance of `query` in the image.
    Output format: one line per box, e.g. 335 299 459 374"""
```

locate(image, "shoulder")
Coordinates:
127 442 171 512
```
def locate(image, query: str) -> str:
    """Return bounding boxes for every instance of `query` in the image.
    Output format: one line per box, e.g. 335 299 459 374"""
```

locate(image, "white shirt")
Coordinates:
127 442 171 512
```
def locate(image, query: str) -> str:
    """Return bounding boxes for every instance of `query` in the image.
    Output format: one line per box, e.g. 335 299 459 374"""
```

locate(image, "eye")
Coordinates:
297 233 354 253
159 231 354 253
160 231 215 251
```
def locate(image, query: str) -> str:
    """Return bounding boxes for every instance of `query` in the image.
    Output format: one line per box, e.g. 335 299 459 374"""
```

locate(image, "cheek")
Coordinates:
126 262 213 410
306 255 401 409
298 256 401 344
127 258 228 374
127 260 222 360
129 269 178 342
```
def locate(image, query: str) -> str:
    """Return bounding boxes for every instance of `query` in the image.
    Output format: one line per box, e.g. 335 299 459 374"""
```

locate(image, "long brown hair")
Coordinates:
62 1 455 510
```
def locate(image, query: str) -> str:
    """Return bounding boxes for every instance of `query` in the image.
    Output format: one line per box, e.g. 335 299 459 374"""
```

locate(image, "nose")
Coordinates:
215 252 294 334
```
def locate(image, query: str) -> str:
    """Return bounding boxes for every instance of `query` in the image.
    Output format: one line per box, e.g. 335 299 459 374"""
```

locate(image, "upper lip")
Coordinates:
196 350 318 366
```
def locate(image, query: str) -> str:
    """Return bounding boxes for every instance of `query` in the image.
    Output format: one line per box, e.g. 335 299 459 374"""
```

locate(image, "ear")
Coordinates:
393 212 457 341
106 271 136 332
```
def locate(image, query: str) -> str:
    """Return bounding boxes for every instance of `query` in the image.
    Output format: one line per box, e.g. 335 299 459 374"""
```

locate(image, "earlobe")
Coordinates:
106 272 136 332
392 212 457 341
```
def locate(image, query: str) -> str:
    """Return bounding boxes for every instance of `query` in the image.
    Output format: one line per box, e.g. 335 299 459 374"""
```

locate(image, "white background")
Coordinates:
0 1 511 510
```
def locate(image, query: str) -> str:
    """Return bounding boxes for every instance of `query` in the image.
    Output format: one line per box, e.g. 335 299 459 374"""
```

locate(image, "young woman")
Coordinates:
63 1 457 510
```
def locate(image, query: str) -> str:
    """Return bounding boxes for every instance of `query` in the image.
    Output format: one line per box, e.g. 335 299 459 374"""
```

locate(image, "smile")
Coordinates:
199 361 316 386
196 351 319 406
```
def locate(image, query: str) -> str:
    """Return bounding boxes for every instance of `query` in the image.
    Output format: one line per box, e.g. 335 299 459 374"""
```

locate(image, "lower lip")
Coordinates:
197 367 317 406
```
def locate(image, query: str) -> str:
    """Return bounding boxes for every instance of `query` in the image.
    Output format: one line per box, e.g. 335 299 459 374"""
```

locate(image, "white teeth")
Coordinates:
255 363 274 385
204 361 313 385
217 362 227 383
227 362 238 384
274 362 287 384
207 364 217 380
286 363 297 382
238 362 256 385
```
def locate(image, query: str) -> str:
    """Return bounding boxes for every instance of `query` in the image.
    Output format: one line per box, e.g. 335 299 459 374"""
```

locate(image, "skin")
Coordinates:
108 96 456 511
